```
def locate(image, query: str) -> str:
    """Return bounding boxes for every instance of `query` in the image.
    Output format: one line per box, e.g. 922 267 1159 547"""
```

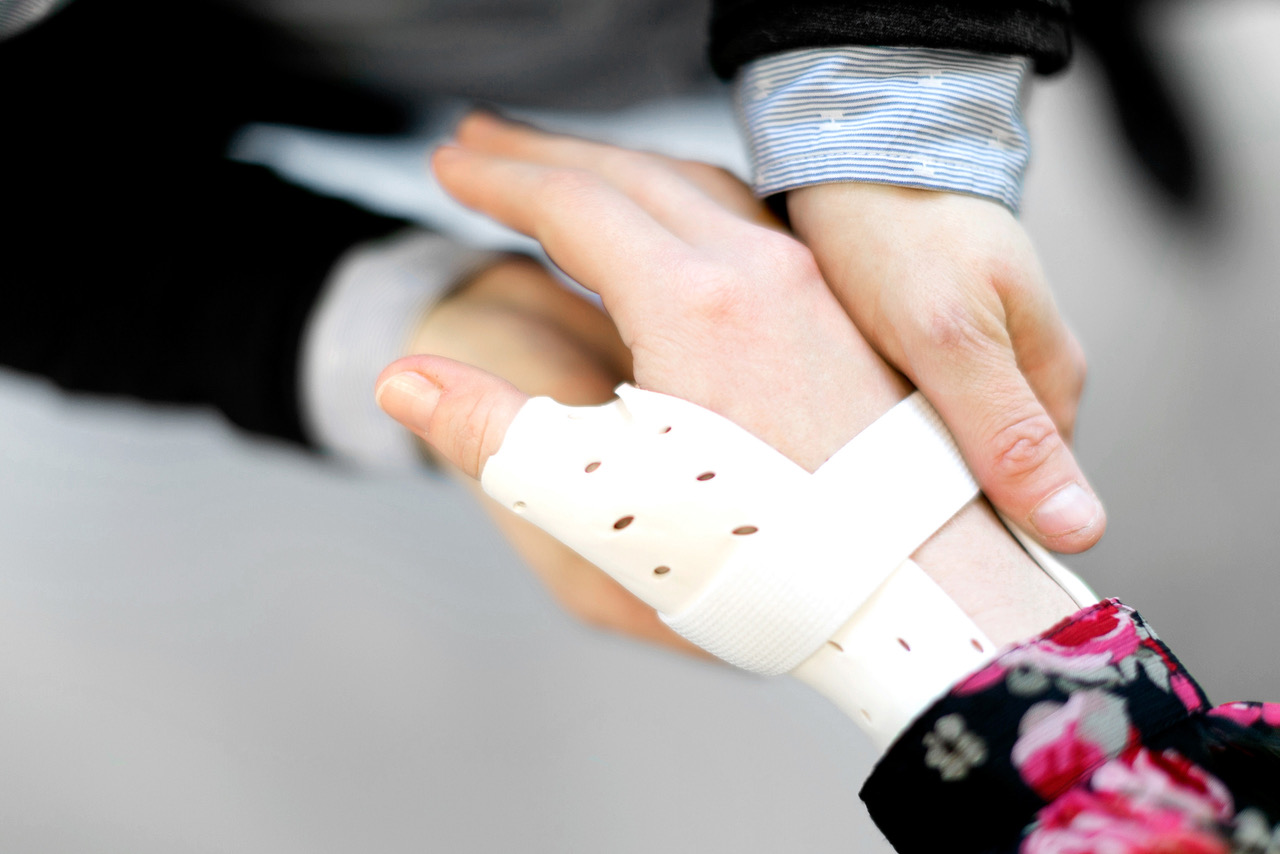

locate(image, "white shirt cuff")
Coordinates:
299 230 499 469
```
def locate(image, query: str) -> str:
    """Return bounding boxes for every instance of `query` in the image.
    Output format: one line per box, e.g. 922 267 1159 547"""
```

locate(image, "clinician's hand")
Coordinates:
788 183 1104 553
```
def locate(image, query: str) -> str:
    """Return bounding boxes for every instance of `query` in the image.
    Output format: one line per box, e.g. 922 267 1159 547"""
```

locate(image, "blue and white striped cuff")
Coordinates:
738 47 1032 211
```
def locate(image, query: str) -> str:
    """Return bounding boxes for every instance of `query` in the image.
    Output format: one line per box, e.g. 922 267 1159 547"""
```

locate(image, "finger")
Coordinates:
432 145 690 324
902 304 1106 553
454 112 773 240
460 110 765 218
1001 276 1087 446
1015 324 1086 447
375 355 527 480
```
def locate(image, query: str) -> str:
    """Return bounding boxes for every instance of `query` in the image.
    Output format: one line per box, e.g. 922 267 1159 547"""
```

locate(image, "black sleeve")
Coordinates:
707 0 1074 79
0 0 411 445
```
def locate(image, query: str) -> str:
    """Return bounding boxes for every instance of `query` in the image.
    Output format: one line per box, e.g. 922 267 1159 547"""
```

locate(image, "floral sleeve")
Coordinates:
860 600 1280 853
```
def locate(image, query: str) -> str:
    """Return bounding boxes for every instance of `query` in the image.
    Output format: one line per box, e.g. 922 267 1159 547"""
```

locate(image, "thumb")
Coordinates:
906 326 1105 554
375 355 529 479
972 382 1104 553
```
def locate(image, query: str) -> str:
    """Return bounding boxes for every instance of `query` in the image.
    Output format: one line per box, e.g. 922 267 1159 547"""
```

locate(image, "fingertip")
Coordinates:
454 109 504 144
430 144 483 206
1027 482 1106 553
374 369 443 438
430 143 465 173
455 110 544 154
374 355 528 479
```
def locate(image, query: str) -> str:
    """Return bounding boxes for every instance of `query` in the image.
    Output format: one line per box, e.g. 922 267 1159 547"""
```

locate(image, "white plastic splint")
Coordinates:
481 385 1098 749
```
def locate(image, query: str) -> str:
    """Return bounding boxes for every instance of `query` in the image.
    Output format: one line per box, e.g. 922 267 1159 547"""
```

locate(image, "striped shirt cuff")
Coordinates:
738 47 1032 211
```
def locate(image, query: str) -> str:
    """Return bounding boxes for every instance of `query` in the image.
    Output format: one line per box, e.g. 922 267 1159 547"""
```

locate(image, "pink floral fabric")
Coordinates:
1023 747 1235 854
860 600 1280 854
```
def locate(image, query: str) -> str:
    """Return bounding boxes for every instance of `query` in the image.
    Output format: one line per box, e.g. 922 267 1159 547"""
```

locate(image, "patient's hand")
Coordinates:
409 256 708 656
381 115 1079 650
426 112 910 471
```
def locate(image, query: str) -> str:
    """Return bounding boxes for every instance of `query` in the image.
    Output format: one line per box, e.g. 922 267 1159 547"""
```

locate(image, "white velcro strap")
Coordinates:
481 386 979 675
663 392 979 673
791 559 997 750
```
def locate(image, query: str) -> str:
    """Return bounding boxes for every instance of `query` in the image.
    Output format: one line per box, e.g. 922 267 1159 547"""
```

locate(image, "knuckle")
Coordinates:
916 298 1007 355
676 259 746 319
754 228 818 269
986 411 1065 484
739 231 825 295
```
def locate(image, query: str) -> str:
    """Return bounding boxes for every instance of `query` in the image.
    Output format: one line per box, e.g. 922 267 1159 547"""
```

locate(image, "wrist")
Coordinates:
913 499 1079 648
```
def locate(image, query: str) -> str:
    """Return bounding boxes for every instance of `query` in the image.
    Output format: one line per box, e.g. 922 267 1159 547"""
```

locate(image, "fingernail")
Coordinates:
1031 483 1101 538
375 372 442 434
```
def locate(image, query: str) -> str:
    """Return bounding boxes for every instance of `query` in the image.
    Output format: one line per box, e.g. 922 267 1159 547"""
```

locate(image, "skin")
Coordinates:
381 114 1078 651
788 183 1105 553
409 256 704 655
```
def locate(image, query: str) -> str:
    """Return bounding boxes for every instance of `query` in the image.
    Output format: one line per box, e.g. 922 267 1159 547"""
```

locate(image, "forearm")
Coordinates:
1 158 404 444
0 0 410 445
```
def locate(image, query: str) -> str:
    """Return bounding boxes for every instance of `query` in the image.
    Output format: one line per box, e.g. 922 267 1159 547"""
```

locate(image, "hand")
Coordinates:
414 113 910 469
378 115 1078 648
788 183 1104 553
410 255 703 656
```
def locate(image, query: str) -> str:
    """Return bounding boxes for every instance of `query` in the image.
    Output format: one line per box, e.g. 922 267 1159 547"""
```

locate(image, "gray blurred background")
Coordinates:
2 2 1278 851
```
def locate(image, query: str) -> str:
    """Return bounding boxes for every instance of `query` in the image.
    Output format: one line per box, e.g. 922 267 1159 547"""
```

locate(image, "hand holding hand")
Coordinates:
378 115 1077 650
788 182 1104 552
